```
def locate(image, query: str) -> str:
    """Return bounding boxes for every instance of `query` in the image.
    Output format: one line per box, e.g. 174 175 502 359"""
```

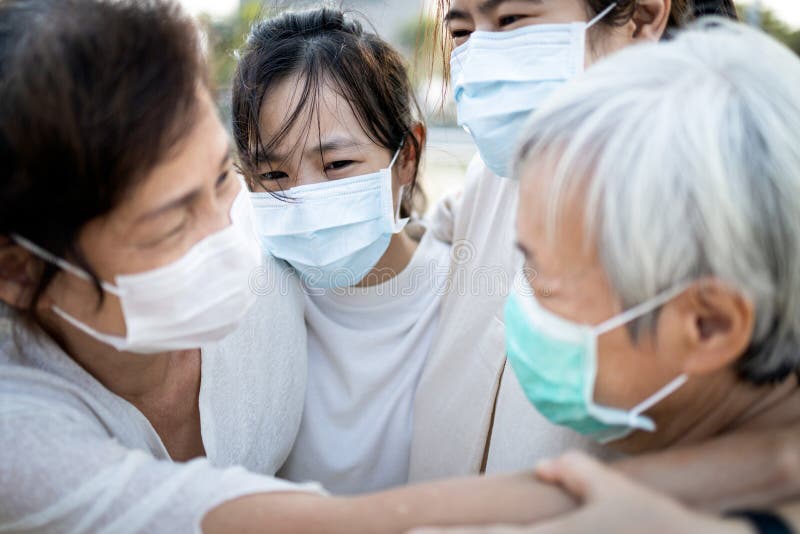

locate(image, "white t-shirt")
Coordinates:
280 230 450 495
0 255 322 533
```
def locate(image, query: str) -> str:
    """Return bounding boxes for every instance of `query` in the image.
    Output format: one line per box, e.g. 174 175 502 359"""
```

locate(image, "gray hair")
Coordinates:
514 19 800 384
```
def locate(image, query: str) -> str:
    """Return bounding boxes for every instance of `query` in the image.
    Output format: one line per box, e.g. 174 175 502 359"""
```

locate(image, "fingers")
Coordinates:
534 451 619 502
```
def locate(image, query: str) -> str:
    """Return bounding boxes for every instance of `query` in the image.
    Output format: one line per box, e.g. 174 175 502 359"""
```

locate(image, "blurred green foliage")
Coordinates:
397 15 445 84
738 4 800 55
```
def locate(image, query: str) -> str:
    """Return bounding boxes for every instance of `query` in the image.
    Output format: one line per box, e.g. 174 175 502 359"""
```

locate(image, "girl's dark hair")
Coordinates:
232 7 426 218
0 0 207 315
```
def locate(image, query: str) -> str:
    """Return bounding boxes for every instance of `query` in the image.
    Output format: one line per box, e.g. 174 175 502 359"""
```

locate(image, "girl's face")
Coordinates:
254 75 411 205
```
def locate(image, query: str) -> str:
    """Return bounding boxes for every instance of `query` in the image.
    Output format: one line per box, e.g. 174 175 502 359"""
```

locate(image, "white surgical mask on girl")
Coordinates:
13 180 263 354
450 3 617 178
250 148 408 289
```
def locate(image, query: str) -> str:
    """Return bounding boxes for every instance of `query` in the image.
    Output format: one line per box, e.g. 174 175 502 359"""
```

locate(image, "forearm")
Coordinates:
778 502 800 529
202 472 576 533
615 426 800 512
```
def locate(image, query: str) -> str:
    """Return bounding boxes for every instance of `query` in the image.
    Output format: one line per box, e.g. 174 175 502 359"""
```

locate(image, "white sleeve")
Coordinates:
424 188 464 245
0 405 323 534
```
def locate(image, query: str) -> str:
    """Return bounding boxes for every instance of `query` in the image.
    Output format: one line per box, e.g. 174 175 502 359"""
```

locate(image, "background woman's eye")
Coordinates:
499 15 524 26
259 170 289 181
450 29 472 39
324 160 354 171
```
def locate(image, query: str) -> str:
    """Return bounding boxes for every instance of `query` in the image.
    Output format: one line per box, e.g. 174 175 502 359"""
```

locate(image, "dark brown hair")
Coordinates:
232 7 426 218
0 0 207 314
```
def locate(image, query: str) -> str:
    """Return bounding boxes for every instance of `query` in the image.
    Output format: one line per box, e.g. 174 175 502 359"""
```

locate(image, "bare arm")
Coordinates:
204 426 800 532
202 472 575 534
615 424 800 511
778 502 800 529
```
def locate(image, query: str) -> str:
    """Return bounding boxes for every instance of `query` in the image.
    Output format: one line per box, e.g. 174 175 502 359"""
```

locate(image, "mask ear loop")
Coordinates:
587 2 617 29
11 234 122 296
389 141 410 233
627 375 689 426
594 282 690 337
591 281 692 429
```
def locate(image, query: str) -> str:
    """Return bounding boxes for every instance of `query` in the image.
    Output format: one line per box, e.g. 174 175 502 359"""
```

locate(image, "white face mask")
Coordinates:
250 149 408 289
450 3 616 177
14 181 263 354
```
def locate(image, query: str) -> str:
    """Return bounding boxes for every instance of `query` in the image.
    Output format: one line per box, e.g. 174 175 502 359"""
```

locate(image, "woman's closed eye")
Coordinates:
216 168 232 188
140 218 188 249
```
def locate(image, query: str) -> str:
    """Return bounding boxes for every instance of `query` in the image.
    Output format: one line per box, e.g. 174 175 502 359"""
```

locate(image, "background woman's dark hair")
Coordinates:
0 0 207 317
232 6 426 218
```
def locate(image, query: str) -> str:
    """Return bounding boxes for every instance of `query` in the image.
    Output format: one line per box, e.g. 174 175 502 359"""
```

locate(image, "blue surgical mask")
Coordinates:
450 3 616 178
504 278 689 443
250 150 407 289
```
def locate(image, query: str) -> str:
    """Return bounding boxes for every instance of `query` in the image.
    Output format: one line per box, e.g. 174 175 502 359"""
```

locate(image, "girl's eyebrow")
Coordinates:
257 137 366 164
307 136 365 155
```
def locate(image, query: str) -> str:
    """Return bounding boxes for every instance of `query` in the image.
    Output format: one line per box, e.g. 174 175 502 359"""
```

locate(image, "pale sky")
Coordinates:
179 0 800 29
761 0 800 27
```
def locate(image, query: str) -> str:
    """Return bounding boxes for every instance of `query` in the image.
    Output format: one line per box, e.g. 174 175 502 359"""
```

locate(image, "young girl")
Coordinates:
233 7 451 494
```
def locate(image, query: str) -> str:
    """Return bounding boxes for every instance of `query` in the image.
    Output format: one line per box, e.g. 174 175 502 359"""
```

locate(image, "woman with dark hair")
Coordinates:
411 0 744 480
232 7 451 495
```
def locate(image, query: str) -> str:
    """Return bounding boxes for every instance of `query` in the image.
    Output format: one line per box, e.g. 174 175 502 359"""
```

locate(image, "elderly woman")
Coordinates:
506 18 800 454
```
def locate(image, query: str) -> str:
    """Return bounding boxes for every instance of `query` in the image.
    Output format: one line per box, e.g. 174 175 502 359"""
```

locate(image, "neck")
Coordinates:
357 230 418 287
43 315 198 402
620 372 800 453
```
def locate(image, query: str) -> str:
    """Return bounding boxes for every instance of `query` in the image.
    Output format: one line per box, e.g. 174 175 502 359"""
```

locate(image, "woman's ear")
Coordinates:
631 0 671 42
0 240 41 310
666 278 755 376
398 122 427 188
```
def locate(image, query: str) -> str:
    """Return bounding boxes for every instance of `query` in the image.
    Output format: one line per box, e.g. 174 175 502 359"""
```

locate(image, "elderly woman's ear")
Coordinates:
668 279 756 376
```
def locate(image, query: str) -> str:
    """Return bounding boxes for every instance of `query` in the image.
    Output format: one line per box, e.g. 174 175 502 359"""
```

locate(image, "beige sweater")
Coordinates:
409 156 607 481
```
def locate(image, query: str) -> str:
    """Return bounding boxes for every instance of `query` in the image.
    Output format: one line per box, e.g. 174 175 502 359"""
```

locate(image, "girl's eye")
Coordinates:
450 29 472 39
259 170 289 181
324 160 354 172
499 15 524 26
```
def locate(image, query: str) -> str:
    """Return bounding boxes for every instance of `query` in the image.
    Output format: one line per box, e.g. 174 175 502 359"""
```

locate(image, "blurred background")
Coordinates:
182 0 800 211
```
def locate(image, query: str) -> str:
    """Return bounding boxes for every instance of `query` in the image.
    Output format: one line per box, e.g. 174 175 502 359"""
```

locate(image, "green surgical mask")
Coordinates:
504 279 689 444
